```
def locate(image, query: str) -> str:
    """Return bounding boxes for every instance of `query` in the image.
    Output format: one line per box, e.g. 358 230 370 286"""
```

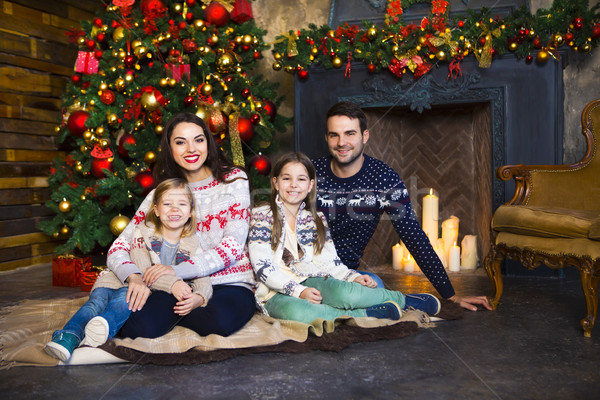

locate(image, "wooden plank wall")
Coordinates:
0 0 102 271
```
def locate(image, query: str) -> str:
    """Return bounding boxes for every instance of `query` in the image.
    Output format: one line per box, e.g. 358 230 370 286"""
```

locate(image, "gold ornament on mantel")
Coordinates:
58 199 72 213
110 214 130 236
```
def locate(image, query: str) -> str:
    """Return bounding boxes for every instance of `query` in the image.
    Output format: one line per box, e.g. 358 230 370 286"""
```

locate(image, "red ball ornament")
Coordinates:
135 170 155 195
249 154 271 176
250 113 260 125
186 12 194 21
183 39 197 53
91 157 113 178
253 51 261 59
565 32 574 42
241 88 251 98
533 37 542 49
592 24 600 39
458 20 464 28
124 55 136 68
263 100 277 121
367 63 376 73
100 90 115 105
184 95 195 106
93 17 103 27
478 36 487 46
186 0 196 6
573 17 583 30
96 32 106 43
67 110 90 137
71 74 81 84
297 69 309 80
94 50 103 59
238 117 254 142
140 0 165 16
205 2 229 27
178 21 186 30
118 132 136 157
86 39 96 51
525 55 533 63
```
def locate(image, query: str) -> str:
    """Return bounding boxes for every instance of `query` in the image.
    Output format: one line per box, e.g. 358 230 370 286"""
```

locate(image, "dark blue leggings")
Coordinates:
119 285 256 339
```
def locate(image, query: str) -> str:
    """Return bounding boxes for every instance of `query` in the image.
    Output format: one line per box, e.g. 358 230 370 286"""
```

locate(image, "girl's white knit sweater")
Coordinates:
107 168 255 289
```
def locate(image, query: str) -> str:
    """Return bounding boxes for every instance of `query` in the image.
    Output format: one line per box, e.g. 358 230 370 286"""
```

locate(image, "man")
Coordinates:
312 101 491 311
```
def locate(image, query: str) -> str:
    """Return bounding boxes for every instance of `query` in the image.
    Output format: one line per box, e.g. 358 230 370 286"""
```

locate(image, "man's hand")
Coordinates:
300 288 323 304
353 275 377 288
449 295 493 311
143 264 176 285
126 274 151 311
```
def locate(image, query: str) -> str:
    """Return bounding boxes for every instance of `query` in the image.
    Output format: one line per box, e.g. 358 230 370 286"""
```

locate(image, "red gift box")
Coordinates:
52 256 91 287
166 63 190 82
80 269 103 292
230 0 253 24
74 51 99 74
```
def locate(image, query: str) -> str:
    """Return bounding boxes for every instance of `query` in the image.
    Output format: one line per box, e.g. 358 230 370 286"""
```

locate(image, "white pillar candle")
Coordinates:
460 235 478 270
449 242 461 272
422 188 439 243
392 243 404 270
434 238 448 269
442 216 460 263
402 252 416 273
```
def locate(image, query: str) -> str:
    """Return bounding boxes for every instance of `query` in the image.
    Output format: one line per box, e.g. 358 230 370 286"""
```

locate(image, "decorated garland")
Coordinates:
272 0 600 80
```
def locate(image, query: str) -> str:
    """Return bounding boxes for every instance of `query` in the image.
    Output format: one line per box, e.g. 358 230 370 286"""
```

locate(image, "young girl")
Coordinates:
44 179 212 362
248 152 441 324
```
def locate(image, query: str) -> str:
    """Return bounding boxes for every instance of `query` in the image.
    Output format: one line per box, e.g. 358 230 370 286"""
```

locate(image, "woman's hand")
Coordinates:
171 280 192 302
449 295 493 311
174 293 206 316
143 264 176 285
126 274 151 311
353 275 377 288
300 288 322 304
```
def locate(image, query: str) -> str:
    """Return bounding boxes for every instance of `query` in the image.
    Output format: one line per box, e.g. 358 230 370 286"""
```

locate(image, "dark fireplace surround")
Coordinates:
293 1 565 268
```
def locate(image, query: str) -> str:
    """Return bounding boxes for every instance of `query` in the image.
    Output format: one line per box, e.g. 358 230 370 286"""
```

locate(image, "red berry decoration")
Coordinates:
67 110 90 137
250 113 260 125
124 55 136 68
205 2 229 27
184 95 195 106
241 88 251 98
367 63 376 73
263 100 277 121
135 170 155 195
238 117 254 142
91 157 114 178
100 90 115 105
297 69 309 80
249 154 271 176
118 132 137 157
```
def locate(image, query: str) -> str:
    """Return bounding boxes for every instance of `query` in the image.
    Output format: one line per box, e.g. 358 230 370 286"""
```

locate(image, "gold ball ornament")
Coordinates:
78 37 86 46
84 133 96 145
96 126 105 136
134 46 147 58
217 53 235 73
272 61 282 71
82 130 93 141
553 34 564 47
210 35 219 44
332 57 343 68
243 35 253 45
284 64 295 73
274 52 282 60
200 83 213 96
107 113 119 126
144 151 156 164
159 78 169 87
580 43 592 53
155 125 163 135
436 50 447 60
173 3 182 13
80 194 86 201
98 138 111 149
536 49 550 63
132 40 143 49
115 77 126 92
168 78 177 87
311 47 319 55
194 19 205 29
75 163 83 173
141 91 159 111
124 74 134 83
508 42 518 52
367 26 377 40
60 226 70 235
110 215 130 236
58 200 72 213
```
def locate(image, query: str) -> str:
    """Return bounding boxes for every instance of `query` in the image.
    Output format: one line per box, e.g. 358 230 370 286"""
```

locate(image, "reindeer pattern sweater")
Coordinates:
106 168 255 289
312 155 455 299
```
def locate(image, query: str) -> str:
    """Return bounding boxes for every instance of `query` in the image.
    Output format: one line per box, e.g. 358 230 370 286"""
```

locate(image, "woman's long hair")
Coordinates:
145 178 196 238
269 152 326 254
153 112 245 184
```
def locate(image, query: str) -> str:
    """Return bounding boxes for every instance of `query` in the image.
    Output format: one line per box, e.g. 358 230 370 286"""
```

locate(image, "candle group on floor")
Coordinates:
391 188 479 272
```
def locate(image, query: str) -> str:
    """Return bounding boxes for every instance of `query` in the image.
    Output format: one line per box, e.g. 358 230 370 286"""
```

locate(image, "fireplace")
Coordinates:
293 38 565 269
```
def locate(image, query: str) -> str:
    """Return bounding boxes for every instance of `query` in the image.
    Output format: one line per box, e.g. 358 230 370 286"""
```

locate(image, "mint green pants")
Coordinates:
264 277 406 324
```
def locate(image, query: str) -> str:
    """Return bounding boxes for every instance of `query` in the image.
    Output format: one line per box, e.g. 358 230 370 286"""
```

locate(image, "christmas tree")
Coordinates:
38 0 289 255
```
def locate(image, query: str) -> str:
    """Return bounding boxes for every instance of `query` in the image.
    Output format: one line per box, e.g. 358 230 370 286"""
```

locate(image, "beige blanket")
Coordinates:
0 297 431 369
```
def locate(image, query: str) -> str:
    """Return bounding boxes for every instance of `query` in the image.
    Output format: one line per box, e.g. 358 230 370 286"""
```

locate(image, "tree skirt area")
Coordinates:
0 296 461 368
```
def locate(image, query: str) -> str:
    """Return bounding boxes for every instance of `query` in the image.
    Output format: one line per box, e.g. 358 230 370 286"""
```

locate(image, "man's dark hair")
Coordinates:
326 101 368 133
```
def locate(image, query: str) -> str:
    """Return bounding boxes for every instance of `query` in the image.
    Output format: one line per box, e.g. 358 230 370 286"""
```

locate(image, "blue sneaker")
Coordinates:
44 331 79 362
404 293 441 316
365 301 403 320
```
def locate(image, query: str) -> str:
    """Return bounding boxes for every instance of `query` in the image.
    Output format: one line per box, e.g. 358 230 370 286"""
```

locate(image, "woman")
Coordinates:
107 112 255 338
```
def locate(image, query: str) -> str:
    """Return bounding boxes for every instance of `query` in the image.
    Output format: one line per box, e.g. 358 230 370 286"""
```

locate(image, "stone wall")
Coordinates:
254 0 600 162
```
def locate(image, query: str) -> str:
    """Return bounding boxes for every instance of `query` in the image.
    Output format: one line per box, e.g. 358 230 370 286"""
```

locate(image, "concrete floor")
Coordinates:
1 264 599 400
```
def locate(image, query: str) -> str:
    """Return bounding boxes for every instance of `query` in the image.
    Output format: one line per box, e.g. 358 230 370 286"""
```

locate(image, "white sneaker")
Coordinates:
81 316 109 347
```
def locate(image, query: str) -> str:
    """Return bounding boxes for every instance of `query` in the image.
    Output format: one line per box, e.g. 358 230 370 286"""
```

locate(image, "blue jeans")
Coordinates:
53 287 131 344
264 277 405 324
356 270 385 288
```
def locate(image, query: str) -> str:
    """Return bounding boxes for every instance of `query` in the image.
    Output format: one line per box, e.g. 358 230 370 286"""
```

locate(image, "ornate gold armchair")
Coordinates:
485 98 600 337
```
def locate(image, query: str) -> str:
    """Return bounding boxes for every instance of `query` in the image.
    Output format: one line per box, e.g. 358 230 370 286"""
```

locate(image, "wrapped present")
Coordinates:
74 51 99 74
52 255 91 287
166 63 190 82
230 0 253 24
80 266 104 292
